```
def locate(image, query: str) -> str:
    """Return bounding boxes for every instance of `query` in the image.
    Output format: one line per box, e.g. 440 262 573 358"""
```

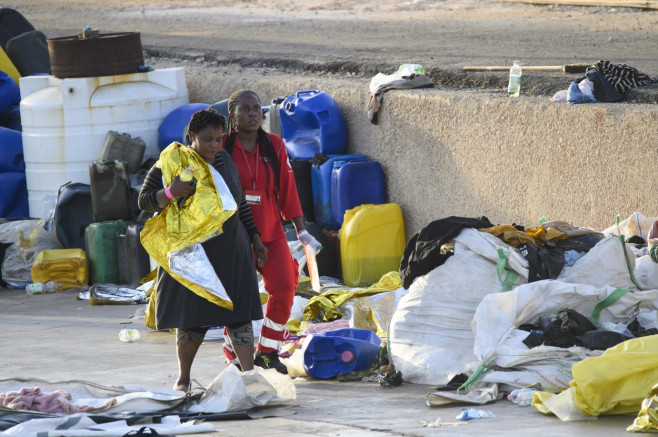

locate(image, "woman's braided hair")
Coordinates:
187 108 226 136
224 89 280 202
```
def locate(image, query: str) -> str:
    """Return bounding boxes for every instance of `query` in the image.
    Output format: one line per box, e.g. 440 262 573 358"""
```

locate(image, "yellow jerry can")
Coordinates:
340 203 405 287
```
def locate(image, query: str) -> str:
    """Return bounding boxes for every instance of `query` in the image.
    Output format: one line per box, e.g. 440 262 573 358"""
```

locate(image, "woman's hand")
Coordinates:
252 234 268 268
169 175 196 198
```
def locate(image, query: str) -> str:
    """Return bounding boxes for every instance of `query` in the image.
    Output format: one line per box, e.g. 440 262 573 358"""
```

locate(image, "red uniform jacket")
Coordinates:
225 132 302 243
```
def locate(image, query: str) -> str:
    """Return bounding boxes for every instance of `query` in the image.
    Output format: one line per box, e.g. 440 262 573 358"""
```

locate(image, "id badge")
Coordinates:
244 189 262 205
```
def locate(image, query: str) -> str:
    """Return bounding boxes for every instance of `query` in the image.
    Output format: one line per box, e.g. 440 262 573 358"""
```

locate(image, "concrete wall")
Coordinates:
181 64 658 239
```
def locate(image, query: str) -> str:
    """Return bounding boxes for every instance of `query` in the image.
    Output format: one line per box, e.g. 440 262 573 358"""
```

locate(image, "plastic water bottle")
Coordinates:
508 60 522 97
179 165 194 183
119 329 140 343
602 322 633 337
177 166 196 206
26 281 60 294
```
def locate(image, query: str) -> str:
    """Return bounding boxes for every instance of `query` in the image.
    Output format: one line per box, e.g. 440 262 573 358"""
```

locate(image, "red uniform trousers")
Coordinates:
256 237 299 353
223 237 298 360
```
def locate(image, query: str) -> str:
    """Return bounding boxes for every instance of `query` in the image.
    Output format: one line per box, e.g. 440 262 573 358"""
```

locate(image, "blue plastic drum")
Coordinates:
158 103 210 150
303 328 381 379
280 90 347 159
0 126 24 172
0 71 19 116
0 105 20 131
0 172 28 218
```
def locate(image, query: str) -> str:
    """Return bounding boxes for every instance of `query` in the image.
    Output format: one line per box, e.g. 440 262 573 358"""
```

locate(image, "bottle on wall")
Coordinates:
508 60 522 98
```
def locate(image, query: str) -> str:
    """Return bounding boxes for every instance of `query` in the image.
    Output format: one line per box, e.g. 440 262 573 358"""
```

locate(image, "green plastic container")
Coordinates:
85 219 134 284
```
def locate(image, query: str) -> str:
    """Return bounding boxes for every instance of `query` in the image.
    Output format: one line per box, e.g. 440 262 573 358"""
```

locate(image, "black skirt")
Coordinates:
154 207 263 330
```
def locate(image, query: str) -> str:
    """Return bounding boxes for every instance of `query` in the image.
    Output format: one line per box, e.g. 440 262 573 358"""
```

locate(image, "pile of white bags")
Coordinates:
389 228 528 385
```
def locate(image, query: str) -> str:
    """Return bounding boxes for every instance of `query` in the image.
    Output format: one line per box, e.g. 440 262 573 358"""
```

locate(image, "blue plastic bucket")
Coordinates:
331 161 386 227
311 154 367 229
303 328 381 379
280 90 347 159
0 172 28 218
158 103 210 150
0 70 19 116
0 126 23 172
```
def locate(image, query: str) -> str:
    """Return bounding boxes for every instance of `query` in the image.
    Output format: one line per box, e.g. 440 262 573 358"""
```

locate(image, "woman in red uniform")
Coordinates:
223 89 321 374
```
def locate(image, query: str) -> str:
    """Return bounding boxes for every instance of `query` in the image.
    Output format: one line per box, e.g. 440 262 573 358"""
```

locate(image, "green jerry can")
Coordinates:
85 219 134 284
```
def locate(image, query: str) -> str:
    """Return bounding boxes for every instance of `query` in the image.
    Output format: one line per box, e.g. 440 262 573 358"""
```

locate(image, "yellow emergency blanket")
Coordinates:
301 271 402 324
140 142 236 310
628 383 658 433
532 335 658 420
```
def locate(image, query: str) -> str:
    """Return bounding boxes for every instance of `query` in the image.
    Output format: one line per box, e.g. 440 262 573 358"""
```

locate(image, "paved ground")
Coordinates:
0 286 638 436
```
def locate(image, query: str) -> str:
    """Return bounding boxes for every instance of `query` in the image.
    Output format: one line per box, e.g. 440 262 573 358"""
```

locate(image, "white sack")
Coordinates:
185 365 296 413
634 255 658 290
557 235 639 290
601 212 657 241
389 228 528 385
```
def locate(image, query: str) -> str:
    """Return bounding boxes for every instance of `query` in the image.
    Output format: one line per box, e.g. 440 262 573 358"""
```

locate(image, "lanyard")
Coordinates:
239 142 259 190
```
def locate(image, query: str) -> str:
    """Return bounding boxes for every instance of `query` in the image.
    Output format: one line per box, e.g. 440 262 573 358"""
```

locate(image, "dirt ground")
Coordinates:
10 0 658 97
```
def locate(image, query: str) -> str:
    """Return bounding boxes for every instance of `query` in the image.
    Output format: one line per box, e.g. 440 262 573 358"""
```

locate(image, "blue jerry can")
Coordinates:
331 160 386 227
303 328 381 379
311 154 367 229
280 90 347 159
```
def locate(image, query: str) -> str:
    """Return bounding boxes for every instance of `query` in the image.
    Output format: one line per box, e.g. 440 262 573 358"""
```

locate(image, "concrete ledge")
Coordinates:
179 63 657 238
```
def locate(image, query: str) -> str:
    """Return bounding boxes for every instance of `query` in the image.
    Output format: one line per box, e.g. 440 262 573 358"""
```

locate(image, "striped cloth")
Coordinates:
591 60 656 95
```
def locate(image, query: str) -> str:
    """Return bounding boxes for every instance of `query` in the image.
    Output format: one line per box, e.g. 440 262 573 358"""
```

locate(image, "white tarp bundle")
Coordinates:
389 228 529 385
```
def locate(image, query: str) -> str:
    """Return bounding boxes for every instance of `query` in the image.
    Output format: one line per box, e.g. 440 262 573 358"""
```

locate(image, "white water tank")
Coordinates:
19 67 189 217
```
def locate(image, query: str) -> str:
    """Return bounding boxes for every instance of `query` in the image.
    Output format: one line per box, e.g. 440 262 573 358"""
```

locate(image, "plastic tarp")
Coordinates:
0 366 295 435
532 335 658 421
0 378 188 416
1 414 215 436
0 220 61 287
389 228 529 385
